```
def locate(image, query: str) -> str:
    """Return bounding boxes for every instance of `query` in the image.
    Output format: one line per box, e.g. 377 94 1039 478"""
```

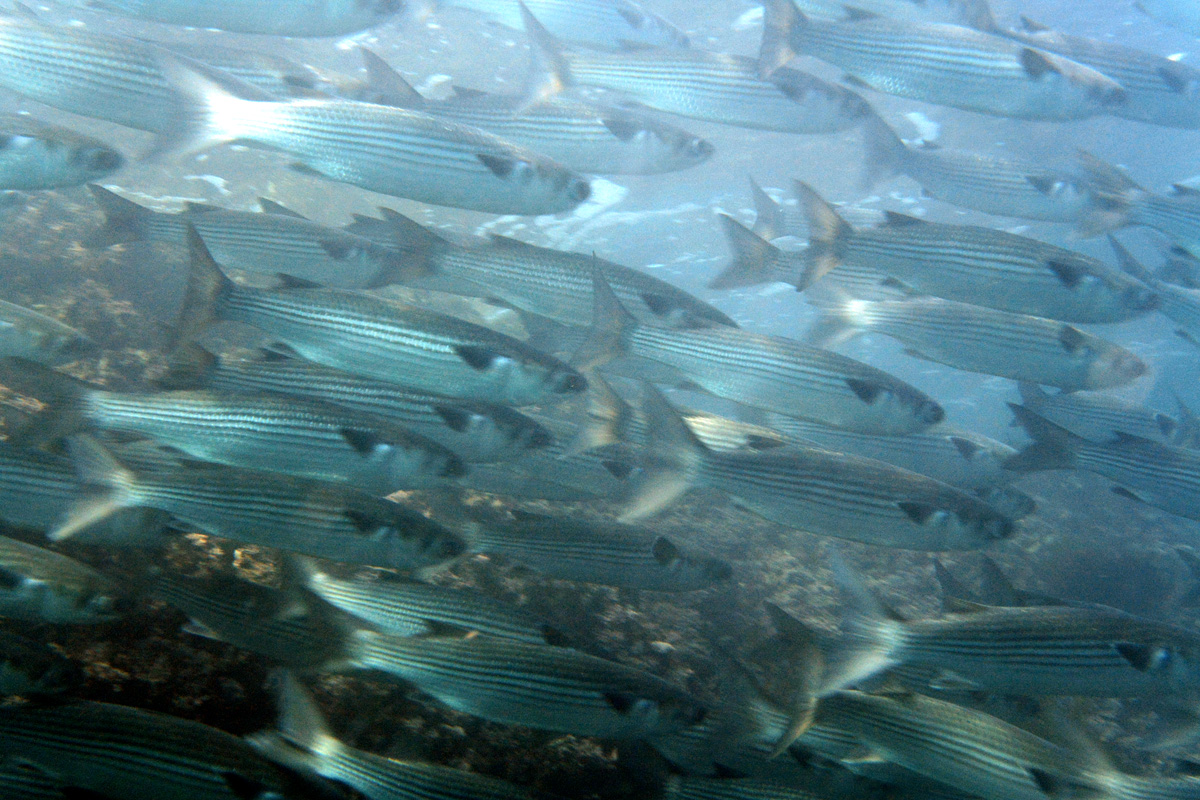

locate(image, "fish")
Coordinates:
622 382 1015 551
0 630 81 696
818 565 1200 698
462 509 733 591
808 295 1148 392
165 349 554 464
809 690 1097 800
155 56 592 216
1078 153 1200 260
336 630 708 739
0 299 93 365
580 272 944 435
0 699 338 800
172 228 587 406
80 0 403 36
0 533 121 624
1108 233 1200 344
1018 382 1196 448
442 0 689 50
1135 0 1200 36
521 3 878 134
0 114 122 191
788 0 993 25
344 207 736 328
58 436 468 571
752 183 1156 323
1007 403 1200 522
295 557 560 643
357 50 714 175
861 116 1124 228
0 760 81 800
976 9 1200 129
760 0 1127 121
249 673 536 800
1 358 465 494
86 187 408 290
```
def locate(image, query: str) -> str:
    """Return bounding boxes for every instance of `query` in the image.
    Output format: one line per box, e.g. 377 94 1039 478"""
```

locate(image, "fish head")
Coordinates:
477 153 591 211
69 143 124 181
902 499 1015 547
361 0 405 21
605 688 707 736
610 0 690 48
1086 345 1149 389
607 115 713 171
853 378 945 434
1119 282 1160 314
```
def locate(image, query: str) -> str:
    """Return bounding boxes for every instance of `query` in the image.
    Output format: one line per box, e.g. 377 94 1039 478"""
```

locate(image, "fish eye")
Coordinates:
918 398 945 425
570 179 592 203
77 147 123 173
685 138 714 158
556 371 588 394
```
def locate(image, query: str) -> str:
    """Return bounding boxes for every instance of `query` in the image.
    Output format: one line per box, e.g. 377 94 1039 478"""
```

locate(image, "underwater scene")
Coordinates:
6 0 1200 798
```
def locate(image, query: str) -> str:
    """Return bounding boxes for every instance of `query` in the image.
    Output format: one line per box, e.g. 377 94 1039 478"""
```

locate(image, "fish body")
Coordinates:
174 230 587 406
358 51 713 175
862 117 1120 226
87 187 405 290
993 17 1200 128
0 534 119 624
1018 381 1193 447
810 296 1148 391
761 0 1127 121
59 437 467 570
446 0 689 50
0 299 92 365
0 114 121 190
159 57 592 216
176 351 553 463
1008 403 1200 522
346 207 735 328
791 184 1156 323
299 560 556 642
342 630 707 739
83 0 403 37
625 384 1013 551
815 690 1094 800
0 700 320 800
464 511 732 591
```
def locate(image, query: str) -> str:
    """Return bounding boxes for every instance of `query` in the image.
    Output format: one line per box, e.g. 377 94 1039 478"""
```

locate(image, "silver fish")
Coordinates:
443 0 688 50
761 0 1127 121
622 383 1014 551
156 56 592 216
581 272 944 435
0 534 120 624
0 299 93 365
1018 381 1195 448
0 700 328 800
250 674 536 800
1079 152 1200 259
462 509 732 591
1110 233 1200 343
173 229 587 406
338 630 708 739
167 349 554 464
523 4 877 134
0 115 121 190
86 187 406 290
358 51 713 175
808 295 1148 391
345 207 735 329
81 0 403 37
57 436 467 571
1 359 464 494
1008 403 1200 522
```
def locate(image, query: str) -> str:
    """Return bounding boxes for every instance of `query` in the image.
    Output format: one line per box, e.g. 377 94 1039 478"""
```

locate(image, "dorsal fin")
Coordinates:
258 198 308 219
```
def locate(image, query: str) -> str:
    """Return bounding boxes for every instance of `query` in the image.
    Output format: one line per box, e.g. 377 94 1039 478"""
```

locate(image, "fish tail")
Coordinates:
860 114 907 190
749 176 786 241
762 603 825 757
0 357 90 446
820 552 905 693
710 212 786 289
357 208 446 288
147 52 272 162
957 0 1001 32
517 0 574 112
246 672 345 776
1107 233 1157 284
157 341 218 390
573 270 636 371
759 0 806 77
358 49 426 108
53 435 141 541
620 382 705 522
562 369 634 458
795 181 853 290
1004 403 1080 472
804 293 869 349
83 185 150 248
170 226 234 361
1073 150 1139 236
975 485 1038 521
